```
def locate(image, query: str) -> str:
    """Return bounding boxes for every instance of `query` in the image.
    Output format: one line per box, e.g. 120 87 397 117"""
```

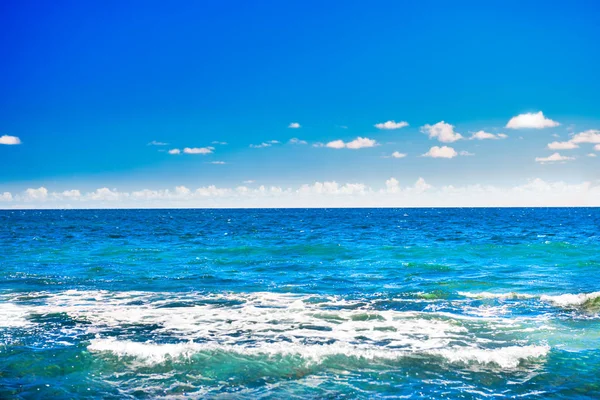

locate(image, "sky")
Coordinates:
1 0 600 208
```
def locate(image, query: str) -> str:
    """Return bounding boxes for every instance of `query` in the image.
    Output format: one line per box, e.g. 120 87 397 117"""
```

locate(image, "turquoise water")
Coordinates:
1 208 599 399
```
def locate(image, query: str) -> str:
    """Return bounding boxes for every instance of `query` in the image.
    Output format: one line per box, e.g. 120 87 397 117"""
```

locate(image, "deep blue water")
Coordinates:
1 208 599 399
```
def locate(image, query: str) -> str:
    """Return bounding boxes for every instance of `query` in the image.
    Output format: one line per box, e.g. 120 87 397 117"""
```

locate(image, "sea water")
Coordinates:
0 208 599 398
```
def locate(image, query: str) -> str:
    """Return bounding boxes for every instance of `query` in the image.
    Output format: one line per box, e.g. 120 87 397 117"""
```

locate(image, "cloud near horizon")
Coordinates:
2 178 599 208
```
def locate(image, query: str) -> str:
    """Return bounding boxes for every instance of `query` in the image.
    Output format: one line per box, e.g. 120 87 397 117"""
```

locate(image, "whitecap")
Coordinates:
540 292 600 308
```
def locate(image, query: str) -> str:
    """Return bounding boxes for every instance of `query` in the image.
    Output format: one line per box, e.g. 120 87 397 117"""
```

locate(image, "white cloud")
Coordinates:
0 192 12 201
289 138 307 145
147 140 168 146
595 144 600 151
184 147 214 154
87 188 122 201
324 137 378 149
470 130 507 140
0 135 21 145
325 140 345 149
535 152 575 163
420 121 463 143
506 111 559 129
542 130 600 151
211 141 228 145
297 181 369 196
250 141 279 148
587 153 597 157
459 150 475 156
346 137 377 149
552 134 560 138
210 161 226 164
391 151 406 158
61 189 81 199
243 180 255 184
547 141 579 150
422 146 458 158
288 122 301 129
4 178 600 208
570 129 600 144
168 149 181 155
250 142 271 148
24 187 48 201
374 120 409 130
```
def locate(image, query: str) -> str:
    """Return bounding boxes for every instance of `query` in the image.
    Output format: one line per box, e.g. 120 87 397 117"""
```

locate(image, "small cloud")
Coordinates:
324 137 378 149
243 180 255 184
595 144 600 151
210 161 226 164
289 138 308 145
422 146 458 159
183 147 214 154
459 150 475 156
0 135 21 145
420 121 463 143
25 187 48 201
250 142 272 148
552 134 560 138
338 125 348 129
0 192 12 201
250 140 281 148
312 142 325 148
147 140 168 146
326 140 346 149
168 149 181 155
62 189 81 199
211 141 228 145
375 120 409 130
587 153 597 157
346 137 377 149
391 151 406 158
506 111 559 129
570 129 600 144
547 141 578 150
535 152 575 163
470 130 507 140
288 122 301 129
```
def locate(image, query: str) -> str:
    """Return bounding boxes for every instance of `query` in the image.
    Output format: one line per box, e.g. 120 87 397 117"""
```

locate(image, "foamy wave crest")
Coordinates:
0 303 33 328
540 292 600 308
430 345 550 369
88 338 549 370
459 292 536 300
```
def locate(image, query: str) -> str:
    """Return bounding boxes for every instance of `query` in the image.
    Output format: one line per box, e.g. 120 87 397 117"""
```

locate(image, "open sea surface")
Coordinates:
0 208 599 399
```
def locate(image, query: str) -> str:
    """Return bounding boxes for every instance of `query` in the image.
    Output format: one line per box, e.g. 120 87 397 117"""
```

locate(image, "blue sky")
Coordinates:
1 0 599 207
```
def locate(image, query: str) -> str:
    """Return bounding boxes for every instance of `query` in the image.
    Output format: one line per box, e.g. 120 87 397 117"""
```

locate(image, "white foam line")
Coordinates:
87 338 550 370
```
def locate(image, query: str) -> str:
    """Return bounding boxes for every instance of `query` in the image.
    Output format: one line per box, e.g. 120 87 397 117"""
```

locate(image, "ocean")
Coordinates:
0 208 599 399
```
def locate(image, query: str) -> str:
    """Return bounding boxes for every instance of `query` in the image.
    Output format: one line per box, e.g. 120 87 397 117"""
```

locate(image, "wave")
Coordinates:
540 292 600 309
459 291 536 300
87 338 549 370
460 291 600 311
0 303 32 328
